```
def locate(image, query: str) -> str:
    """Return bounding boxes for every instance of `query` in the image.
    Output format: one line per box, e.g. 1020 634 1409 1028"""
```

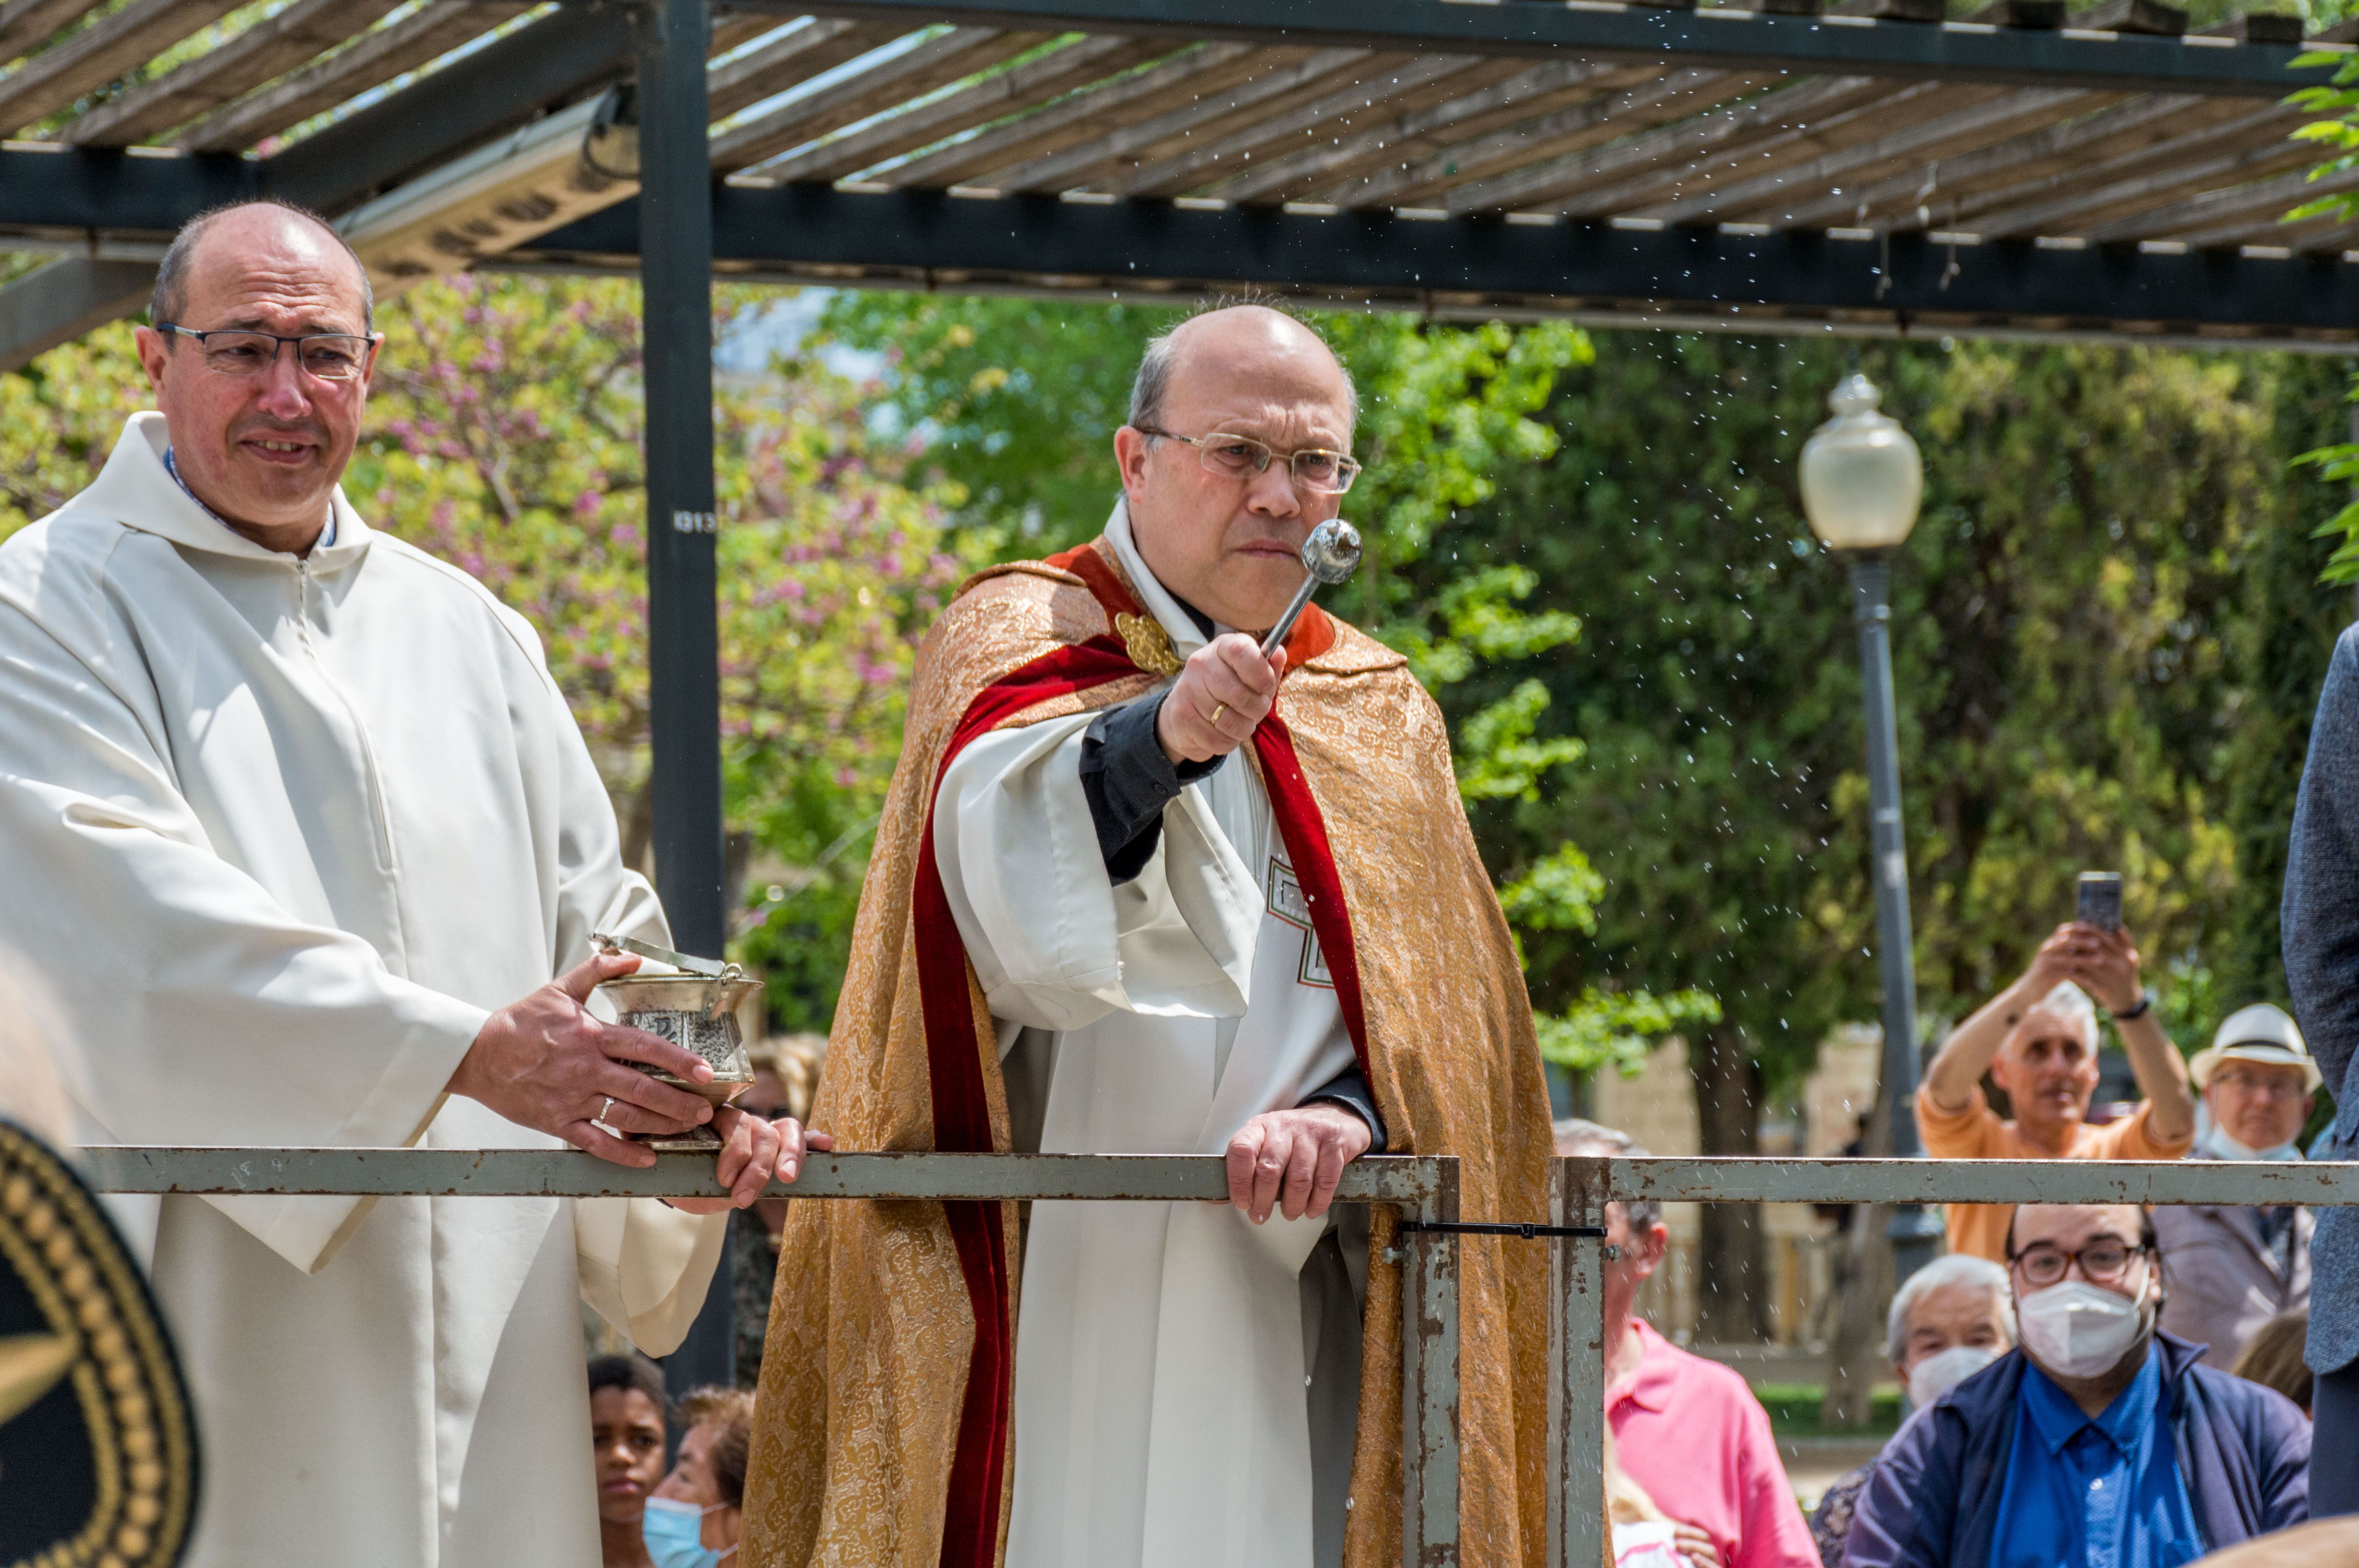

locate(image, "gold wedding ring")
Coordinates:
1208 701 1228 727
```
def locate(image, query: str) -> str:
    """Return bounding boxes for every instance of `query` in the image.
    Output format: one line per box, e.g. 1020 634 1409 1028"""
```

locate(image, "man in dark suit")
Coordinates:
2281 626 2359 1514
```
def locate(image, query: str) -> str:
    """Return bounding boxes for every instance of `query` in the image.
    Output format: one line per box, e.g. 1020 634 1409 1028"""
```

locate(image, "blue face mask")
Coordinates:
643 1497 733 1568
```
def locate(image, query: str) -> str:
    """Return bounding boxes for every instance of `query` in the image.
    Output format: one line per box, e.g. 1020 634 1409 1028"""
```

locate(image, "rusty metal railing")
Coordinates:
81 1147 1467 1566
81 1148 2359 1568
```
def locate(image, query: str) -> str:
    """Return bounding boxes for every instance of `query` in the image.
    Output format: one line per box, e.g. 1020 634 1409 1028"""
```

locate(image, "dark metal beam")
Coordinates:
754 0 2336 97
634 0 733 1397
0 257 159 368
0 145 254 238
11 148 2349 349
509 183 2359 349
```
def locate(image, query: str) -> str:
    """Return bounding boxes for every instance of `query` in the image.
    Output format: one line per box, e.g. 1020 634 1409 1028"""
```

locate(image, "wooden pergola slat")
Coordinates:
2091 161 2352 242
1110 54 1522 200
706 18 915 123
0 0 103 67
1499 76 1925 217
751 31 1168 184
1387 70 1782 211
978 45 1377 193
1206 58 1656 204
173 1 535 152
868 40 1250 186
712 25 1051 171
1764 91 2202 227
58 0 407 148
1967 110 2311 235
1644 84 2101 222
0 0 248 137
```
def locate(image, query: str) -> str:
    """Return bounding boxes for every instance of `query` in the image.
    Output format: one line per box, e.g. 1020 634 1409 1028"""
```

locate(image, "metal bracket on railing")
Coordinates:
1398 1220 1605 1239
1383 1220 1613 1267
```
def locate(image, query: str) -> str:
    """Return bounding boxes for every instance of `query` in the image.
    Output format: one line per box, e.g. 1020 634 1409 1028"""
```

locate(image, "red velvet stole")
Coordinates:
912 547 1371 1567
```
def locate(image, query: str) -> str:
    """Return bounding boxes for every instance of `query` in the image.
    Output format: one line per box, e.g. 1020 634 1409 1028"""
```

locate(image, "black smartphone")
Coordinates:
2076 871 2123 933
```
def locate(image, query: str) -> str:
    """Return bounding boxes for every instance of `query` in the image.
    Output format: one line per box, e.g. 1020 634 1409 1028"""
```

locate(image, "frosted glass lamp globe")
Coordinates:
1799 373 1923 552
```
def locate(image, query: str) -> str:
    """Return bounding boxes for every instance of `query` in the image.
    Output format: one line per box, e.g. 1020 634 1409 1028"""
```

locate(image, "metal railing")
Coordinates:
81 1148 2359 1568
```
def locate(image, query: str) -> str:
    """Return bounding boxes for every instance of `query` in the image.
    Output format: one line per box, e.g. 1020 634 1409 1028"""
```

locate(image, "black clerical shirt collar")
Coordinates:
1170 592 1217 643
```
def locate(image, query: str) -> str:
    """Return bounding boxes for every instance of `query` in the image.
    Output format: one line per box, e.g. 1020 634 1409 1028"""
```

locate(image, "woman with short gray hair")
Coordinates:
1810 1255 2016 1566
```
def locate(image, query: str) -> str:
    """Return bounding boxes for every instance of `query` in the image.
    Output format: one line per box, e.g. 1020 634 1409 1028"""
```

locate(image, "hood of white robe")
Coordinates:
84 410 373 565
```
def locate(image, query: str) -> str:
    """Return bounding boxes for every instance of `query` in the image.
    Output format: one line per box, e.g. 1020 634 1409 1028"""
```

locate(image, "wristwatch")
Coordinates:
2114 988 2155 1021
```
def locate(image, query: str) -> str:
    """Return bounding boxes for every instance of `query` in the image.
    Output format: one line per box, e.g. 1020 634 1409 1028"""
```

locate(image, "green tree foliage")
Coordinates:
0 276 964 1035
1458 334 2341 1083
1437 331 2344 1336
2281 45 2359 583
0 322 154 528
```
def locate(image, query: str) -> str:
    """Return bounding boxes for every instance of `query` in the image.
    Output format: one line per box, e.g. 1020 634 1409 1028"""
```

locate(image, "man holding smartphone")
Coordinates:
1916 914 2196 1262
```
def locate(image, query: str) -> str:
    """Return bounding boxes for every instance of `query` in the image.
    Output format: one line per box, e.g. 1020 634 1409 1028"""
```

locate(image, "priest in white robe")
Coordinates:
0 200 818 1567
746 306 1552 1568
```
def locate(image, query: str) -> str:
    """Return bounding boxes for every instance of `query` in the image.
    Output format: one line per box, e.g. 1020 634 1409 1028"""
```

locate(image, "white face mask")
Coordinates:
2198 1123 2301 1163
2016 1281 2149 1381
1907 1344 2000 1407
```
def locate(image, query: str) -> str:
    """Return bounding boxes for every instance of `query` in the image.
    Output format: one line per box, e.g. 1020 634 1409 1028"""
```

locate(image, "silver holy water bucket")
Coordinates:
590 934 761 1152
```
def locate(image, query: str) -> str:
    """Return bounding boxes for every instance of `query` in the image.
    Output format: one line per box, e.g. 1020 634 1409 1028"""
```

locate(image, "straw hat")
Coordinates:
2188 1003 2324 1094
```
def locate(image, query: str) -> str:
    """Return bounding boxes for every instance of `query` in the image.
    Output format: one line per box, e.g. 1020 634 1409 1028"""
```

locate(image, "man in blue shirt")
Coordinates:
1845 1203 2309 1568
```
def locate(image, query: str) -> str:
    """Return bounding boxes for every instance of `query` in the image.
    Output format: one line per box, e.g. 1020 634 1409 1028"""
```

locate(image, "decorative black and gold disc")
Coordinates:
0 1119 198 1568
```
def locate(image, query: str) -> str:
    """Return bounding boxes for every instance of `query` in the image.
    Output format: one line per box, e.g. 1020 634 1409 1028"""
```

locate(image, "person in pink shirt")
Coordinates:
1560 1119 1823 1568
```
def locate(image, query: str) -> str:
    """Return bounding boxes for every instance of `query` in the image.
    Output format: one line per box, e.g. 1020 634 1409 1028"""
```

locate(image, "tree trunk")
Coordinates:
1820 1076 1897 1427
1691 1025 1773 1343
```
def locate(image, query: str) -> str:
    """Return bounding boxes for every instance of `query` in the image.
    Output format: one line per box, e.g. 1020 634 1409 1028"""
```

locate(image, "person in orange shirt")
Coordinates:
1918 921 2196 1261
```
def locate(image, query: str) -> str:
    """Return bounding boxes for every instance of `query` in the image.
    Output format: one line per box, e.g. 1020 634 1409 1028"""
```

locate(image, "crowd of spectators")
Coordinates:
1777 920 2330 1568
1843 1203 2309 1568
1564 910 2346 1568
589 1357 756 1568
582 929 2334 1568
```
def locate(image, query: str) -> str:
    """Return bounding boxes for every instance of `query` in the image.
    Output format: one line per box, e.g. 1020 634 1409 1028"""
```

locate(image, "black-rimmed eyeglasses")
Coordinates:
156 324 376 382
2008 1237 2149 1288
1134 425 1362 496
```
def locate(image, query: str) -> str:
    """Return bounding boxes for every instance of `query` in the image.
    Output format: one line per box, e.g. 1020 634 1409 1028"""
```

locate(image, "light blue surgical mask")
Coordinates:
643 1496 734 1568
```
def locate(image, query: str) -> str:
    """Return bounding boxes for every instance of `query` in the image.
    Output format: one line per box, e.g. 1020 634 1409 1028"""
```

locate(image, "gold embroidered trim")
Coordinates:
1112 612 1183 678
0 1119 198 1568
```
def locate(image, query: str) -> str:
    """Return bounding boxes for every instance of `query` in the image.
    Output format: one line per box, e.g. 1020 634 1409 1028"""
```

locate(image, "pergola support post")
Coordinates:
634 0 732 1397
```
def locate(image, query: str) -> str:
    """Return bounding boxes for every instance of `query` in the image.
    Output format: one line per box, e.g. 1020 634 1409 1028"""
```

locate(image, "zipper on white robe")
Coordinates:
294 555 402 878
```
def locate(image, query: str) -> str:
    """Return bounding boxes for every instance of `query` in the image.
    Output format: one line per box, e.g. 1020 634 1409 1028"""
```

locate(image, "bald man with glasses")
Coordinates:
745 301 1554 1568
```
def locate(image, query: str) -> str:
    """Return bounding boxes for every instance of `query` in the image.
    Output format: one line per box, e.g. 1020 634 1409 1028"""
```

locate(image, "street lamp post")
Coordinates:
1800 373 1947 1284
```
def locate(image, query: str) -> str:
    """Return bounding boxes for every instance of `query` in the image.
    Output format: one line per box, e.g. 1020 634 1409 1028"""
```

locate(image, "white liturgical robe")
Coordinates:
0 413 726 1567
933 506 1359 1568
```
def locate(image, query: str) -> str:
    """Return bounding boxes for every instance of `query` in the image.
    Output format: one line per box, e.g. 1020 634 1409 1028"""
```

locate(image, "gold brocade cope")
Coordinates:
741 539 1553 1568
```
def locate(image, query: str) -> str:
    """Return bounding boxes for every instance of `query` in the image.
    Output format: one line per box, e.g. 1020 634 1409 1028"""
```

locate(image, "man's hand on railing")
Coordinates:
447 949 718 1167
662 1112 835 1214
1225 1103 1371 1223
